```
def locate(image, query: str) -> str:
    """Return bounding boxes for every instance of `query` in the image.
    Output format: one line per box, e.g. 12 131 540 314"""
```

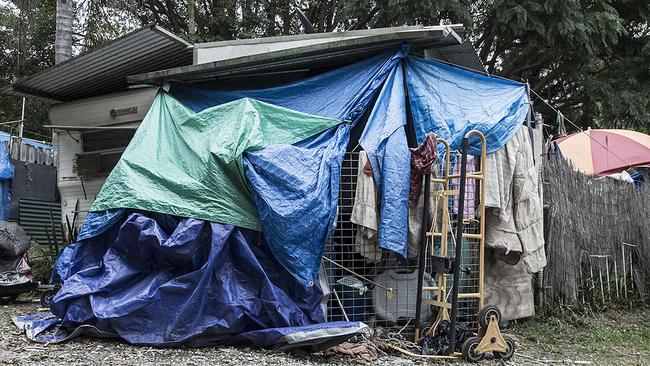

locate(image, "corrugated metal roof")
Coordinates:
3 25 193 102
128 25 483 85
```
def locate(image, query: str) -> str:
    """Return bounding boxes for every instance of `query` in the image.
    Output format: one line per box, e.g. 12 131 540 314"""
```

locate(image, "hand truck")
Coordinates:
412 130 516 362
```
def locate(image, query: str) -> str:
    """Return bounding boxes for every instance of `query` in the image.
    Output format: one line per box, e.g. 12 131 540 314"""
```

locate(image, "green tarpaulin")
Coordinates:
91 92 341 230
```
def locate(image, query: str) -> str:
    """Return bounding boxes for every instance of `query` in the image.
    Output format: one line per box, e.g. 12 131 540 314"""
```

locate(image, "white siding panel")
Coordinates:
49 87 158 127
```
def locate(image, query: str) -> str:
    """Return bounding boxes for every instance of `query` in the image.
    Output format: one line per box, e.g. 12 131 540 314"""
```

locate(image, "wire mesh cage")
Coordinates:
324 145 485 331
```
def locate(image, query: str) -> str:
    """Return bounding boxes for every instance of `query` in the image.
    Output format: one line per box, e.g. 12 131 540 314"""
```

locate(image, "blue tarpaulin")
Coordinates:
42 211 367 347
359 64 410 258
406 56 529 155
166 49 406 285
0 143 14 220
244 126 349 286
169 50 405 121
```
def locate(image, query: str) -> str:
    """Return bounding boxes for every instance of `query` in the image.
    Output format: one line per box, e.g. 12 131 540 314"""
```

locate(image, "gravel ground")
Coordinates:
1 296 647 365
0 299 426 366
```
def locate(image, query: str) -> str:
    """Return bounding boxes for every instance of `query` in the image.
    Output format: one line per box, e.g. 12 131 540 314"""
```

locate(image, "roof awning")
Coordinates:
2 25 193 102
128 25 483 85
45 123 140 131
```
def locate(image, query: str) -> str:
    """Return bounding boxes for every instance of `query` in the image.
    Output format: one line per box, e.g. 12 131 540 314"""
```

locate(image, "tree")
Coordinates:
0 0 55 141
473 0 650 132
1 0 649 136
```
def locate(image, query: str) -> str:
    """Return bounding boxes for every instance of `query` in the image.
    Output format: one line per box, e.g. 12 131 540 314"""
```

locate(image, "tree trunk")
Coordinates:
188 0 196 35
55 0 73 64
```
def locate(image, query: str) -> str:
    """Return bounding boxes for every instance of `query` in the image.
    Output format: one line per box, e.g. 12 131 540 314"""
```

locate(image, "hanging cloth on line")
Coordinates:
349 151 382 264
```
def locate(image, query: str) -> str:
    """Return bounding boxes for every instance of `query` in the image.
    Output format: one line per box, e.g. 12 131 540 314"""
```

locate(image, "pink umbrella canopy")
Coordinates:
555 129 650 175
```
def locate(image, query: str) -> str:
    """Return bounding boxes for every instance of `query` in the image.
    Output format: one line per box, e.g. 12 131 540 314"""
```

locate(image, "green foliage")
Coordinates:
0 0 55 141
474 0 650 132
0 0 649 135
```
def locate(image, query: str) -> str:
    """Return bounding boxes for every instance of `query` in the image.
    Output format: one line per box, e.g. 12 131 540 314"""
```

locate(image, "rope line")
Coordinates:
528 88 633 169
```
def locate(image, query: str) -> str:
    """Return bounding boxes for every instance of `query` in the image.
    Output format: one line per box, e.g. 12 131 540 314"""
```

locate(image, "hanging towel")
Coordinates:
407 173 441 259
350 151 382 263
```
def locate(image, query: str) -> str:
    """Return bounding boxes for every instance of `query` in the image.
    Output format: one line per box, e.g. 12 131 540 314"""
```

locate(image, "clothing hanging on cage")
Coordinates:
451 154 477 220
407 171 441 259
349 151 382 263
409 133 437 205
484 126 546 273
484 247 535 321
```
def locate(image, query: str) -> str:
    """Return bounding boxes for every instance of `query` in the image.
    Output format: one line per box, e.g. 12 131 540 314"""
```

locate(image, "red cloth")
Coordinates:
409 133 437 205
362 159 373 176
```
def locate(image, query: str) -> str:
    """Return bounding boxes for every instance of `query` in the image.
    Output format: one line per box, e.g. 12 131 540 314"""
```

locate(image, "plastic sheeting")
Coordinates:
0 144 13 220
12 312 368 351
244 125 349 285
0 132 57 151
49 243 78 285
162 49 406 284
47 211 366 347
169 50 405 121
406 56 529 155
359 65 410 258
91 96 340 231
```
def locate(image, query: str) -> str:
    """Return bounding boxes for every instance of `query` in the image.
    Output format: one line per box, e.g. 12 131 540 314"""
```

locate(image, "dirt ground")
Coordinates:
0 297 648 366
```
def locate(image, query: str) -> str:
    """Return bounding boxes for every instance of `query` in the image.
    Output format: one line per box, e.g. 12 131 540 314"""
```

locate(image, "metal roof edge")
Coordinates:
1 84 62 103
11 25 190 91
193 24 461 48
128 27 459 84
151 25 193 48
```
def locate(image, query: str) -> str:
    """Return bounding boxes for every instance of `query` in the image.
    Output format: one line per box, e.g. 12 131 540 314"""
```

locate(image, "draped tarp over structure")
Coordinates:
37 47 535 349
91 96 340 231
168 50 406 121
164 48 408 284
244 126 349 285
406 57 529 155
359 65 410 257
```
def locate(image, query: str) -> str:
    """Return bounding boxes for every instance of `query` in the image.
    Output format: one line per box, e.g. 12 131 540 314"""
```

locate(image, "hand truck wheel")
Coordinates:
461 336 484 363
493 334 516 360
478 304 502 330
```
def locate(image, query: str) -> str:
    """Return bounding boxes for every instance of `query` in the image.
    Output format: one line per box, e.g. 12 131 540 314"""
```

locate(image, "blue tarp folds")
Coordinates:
45 211 365 347
359 65 410 258
169 50 405 121
406 57 529 154
167 49 406 285
244 126 349 286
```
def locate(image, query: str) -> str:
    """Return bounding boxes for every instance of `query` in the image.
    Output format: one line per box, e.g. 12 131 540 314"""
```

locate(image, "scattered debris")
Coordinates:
324 341 381 364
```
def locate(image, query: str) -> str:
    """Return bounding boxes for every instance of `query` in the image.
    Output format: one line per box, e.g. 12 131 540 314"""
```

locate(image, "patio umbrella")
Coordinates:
555 129 650 175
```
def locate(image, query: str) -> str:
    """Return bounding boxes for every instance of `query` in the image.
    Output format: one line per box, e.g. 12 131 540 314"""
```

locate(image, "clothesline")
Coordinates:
528 88 633 169
432 56 635 170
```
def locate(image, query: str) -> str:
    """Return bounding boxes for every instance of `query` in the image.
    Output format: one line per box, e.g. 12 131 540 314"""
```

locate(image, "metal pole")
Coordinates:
629 249 634 292
19 97 25 160
526 83 535 164
622 244 627 299
614 257 619 300
605 256 611 300
448 138 468 354
414 173 430 342
20 97 25 139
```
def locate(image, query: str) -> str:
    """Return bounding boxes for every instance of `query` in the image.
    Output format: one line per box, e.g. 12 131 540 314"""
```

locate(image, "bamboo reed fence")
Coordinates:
543 155 649 308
